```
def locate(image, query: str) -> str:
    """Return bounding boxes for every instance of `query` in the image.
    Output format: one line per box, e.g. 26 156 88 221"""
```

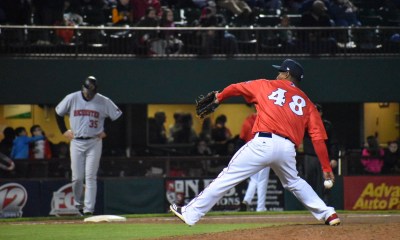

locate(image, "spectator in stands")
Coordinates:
274 14 296 51
148 111 168 144
329 0 361 27
136 7 161 54
130 0 161 24
32 0 65 45
11 126 45 178
199 117 213 144
63 0 84 25
197 1 239 56
11 127 45 160
360 135 384 174
234 105 255 151
211 114 232 155
56 1 83 44
299 0 337 53
0 127 15 157
168 112 183 143
55 19 76 44
212 114 232 142
29 125 53 160
173 113 198 144
382 140 400 174
190 139 213 176
192 138 226 176
111 0 132 25
159 7 184 54
79 0 108 47
191 139 213 156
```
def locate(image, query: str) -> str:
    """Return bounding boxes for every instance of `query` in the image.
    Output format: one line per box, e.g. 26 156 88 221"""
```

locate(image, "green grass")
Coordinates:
1 210 399 240
2 210 399 223
0 223 273 240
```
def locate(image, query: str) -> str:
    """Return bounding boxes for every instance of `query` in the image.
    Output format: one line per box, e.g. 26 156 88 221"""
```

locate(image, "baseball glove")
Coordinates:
195 91 219 119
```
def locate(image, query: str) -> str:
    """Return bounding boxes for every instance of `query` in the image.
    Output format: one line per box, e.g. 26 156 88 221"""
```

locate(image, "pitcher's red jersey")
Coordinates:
217 79 327 147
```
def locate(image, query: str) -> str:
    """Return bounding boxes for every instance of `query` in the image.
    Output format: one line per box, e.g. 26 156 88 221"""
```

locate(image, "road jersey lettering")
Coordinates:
56 91 122 137
74 110 100 118
268 88 306 116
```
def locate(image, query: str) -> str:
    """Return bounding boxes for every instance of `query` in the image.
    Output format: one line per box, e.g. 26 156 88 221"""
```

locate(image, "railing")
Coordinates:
3 151 397 179
1 25 399 58
5 155 231 179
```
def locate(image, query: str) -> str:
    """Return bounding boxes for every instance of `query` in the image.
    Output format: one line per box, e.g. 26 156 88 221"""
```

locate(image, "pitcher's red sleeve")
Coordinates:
217 84 243 102
313 139 333 172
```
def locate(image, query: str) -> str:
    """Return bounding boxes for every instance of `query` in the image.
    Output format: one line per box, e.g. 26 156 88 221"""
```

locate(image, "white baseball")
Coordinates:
324 179 333 189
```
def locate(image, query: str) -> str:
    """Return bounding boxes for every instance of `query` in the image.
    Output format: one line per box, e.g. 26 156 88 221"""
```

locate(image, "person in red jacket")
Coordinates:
170 59 340 227
29 125 52 159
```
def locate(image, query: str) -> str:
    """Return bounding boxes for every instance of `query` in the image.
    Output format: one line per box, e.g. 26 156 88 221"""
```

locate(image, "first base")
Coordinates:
84 215 127 223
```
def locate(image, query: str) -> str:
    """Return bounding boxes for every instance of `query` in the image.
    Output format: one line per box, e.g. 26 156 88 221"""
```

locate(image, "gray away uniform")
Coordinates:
56 91 122 213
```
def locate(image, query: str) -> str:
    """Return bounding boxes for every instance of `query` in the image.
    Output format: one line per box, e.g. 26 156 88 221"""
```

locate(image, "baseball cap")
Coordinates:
272 59 304 81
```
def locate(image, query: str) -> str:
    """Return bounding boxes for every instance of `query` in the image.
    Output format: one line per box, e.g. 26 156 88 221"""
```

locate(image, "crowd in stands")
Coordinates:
360 135 400 175
1 118 400 178
147 112 237 156
146 110 400 176
1 0 400 54
0 0 399 27
0 125 70 178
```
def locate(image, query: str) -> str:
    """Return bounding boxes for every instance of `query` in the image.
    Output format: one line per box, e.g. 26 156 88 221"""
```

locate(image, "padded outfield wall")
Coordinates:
1 175 400 217
0 58 399 104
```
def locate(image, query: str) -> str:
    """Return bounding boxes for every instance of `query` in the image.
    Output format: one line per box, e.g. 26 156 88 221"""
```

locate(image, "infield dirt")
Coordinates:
152 213 400 240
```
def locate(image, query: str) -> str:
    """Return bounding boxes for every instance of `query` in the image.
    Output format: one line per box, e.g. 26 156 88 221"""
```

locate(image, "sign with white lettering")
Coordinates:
165 173 284 212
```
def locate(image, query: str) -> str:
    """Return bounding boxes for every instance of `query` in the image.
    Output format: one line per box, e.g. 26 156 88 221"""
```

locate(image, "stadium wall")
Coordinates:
0 58 399 104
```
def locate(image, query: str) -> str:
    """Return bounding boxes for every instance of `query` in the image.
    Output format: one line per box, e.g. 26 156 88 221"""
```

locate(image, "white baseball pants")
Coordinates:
182 133 336 225
70 138 102 213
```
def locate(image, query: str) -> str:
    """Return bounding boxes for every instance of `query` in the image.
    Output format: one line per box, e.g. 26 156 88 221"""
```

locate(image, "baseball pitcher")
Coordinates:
171 59 340 226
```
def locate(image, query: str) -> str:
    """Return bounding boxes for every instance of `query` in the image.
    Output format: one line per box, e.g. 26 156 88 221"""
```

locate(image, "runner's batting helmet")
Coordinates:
82 76 98 100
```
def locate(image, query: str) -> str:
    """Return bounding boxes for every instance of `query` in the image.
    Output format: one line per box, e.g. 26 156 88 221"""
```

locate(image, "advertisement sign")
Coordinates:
166 178 243 211
0 179 104 217
4 105 32 119
344 176 400 210
165 174 284 212
0 183 28 218
43 180 104 216
49 183 80 216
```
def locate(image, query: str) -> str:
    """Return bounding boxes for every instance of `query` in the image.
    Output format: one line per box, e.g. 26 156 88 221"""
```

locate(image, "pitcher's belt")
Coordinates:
75 137 94 140
256 132 294 145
